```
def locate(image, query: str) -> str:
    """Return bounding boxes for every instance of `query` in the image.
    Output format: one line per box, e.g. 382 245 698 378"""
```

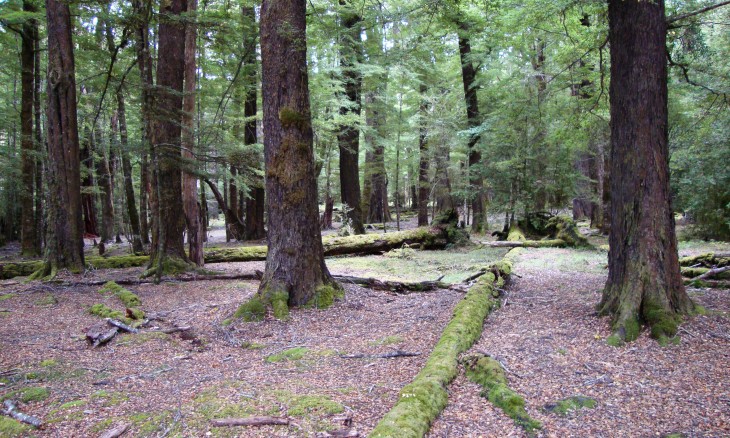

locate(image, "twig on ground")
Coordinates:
99 423 130 438
340 351 421 359
106 318 139 333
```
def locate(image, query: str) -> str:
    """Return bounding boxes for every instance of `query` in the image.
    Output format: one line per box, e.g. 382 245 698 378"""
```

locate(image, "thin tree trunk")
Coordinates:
256 0 338 312
337 0 365 235
97 121 115 244
182 0 203 265
599 0 693 341
20 0 38 256
117 90 143 253
146 0 191 278
457 27 484 233
134 0 153 245
37 0 84 277
33 21 44 252
417 82 430 227
80 129 98 237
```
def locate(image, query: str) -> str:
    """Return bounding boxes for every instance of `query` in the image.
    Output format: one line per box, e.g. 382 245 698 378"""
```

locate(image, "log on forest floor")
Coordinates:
0 225 462 280
684 278 730 289
339 351 421 359
3 399 43 428
480 239 566 248
679 252 730 269
681 266 730 280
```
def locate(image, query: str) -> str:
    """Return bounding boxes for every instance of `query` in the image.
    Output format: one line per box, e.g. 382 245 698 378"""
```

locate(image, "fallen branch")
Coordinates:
332 275 449 293
106 318 139 334
3 399 43 428
86 323 119 347
162 326 191 334
340 351 421 359
99 423 131 438
695 266 730 281
210 416 290 427
480 239 566 248
685 278 730 289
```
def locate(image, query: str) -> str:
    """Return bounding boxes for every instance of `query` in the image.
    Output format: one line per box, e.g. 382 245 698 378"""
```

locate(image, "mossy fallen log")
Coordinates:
681 266 730 280
678 252 730 268
368 248 521 438
481 239 566 248
516 213 591 248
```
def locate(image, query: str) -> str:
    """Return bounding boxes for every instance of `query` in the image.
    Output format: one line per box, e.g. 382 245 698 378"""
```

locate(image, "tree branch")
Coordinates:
667 1 730 25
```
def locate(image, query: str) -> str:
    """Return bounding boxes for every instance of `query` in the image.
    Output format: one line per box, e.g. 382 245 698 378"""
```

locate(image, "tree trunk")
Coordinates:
457 28 484 233
599 0 693 342
116 90 144 253
33 24 44 251
20 0 38 257
37 0 84 276
337 0 365 235
133 0 153 246
256 0 338 314
146 0 191 278
204 179 245 240
434 141 454 211
80 132 98 237
96 123 116 244
417 82 430 227
182 0 203 265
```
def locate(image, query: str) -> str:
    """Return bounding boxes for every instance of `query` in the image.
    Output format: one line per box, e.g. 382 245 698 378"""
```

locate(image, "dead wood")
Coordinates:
340 351 421 359
99 423 131 438
210 416 290 427
318 429 360 437
695 266 730 281
86 322 119 347
333 275 449 293
106 318 139 333
480 239 566 248
162 326 191 334
3 399 43 428
684 279 730 289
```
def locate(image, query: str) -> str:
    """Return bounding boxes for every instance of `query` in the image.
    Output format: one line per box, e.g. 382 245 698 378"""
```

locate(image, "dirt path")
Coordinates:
429 248 730 437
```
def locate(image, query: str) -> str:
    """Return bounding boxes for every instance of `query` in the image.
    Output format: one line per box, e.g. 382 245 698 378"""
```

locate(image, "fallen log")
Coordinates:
99 423 131 438
679 252 730 268
333 275 449 292
684 278 730 289
3 399 43 428
340 351 421 359
106 318 139 334
86 323 119 347
681 266 730 280
481 239 566 248
211 416 289 427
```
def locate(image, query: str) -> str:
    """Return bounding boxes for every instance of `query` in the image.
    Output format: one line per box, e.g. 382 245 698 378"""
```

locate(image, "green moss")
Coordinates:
59 399 86 409
33 293 58 306
118 331 169 345
310 283 343 309
270 291 290 319
89 303 130 324
622 316 641 342
544 395 597 416
0 417 31 437
369 252 515 438
92 390 128 407
0 293 16 301
240 341 266 350
463 354 541 434
643 303 680 339
232 296 267 322
127 307 145 320
40 358 58 368
99 281 142 308
266 347 310 363
5 386 50 403
606 334 624 347
285 395 344 417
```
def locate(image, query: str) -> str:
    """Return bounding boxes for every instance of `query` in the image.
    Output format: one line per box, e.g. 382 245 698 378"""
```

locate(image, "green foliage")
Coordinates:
89 303 129 324
544 395 597 416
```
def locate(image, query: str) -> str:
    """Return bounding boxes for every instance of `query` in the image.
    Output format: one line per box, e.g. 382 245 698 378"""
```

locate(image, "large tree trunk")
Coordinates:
133 0 153 246
37 0 84 277
599 0 693 342
182 0 203 265
337 0 365 235
457 27 485 233
417 82 430 227
20 0 38 257
33 24 43 251
146 0 191 278
117 90 144 254
255 0 338 315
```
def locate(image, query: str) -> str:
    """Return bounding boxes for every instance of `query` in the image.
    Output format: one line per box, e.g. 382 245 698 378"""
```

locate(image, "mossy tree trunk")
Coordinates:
116 89 144 254
38 0 85 277
599 0 693 342
258 0 338 313
182 0 203 265
417 82 430 227
146 0 192 277
337 0 365 235
242 5 266 241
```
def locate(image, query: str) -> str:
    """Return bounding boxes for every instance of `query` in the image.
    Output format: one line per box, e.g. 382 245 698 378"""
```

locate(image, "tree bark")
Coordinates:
33 23 43 251
599 0 693 341
133 0 153 245
116 89 144 253
182 0 203 265
80 131 98 237
257 0 338 310
457 27 484 233
337 0 365 235
146 0 191 277
20 0 38 257
204 178 245 240
417 82 430 227
96 123 116 244
38 0 85 276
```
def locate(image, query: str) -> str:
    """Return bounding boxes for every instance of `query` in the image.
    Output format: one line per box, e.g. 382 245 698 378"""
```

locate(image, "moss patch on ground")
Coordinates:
369 250 518 438
0 417 31 437
266 347 310 363
0 293 16 301
369 335 404 346
544 395 597 416
463 354 541 434
88 303 130 324
91 390 128 407
274 391 343 417
99 281 142 308
1 386 50 403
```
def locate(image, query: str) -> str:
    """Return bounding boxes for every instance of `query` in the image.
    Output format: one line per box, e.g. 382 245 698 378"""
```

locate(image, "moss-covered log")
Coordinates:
481 239 566 248
678 252 729 268
681 266 730 280
0 255 150 280
368 248 521 438
516 213 591 248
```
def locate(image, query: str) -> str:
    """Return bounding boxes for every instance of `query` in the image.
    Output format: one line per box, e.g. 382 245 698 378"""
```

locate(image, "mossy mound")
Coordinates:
99 281 142 308
463 354 541 434
276 392 343 417
266 347 310 363
517 213 591 248
89 303 130 324
0 417 31 437
1 386 50 403
544 395 597 416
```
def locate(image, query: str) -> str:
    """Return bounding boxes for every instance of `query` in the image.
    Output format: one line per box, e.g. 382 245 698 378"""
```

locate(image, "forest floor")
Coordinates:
0 218 729 437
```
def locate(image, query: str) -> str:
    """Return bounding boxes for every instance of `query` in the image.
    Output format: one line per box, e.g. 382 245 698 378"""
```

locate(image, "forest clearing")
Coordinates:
1 0 729 436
